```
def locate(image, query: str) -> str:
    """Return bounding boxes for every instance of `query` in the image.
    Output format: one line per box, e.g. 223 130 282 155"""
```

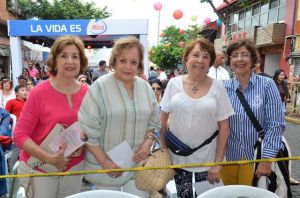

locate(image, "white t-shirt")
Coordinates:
160 76 234 172
207 66 230 80
158 72 168 81
0 90 16 108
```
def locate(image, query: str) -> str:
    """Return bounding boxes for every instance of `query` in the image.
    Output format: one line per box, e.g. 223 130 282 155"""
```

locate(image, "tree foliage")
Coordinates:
149 25 202 70
19 0 111 19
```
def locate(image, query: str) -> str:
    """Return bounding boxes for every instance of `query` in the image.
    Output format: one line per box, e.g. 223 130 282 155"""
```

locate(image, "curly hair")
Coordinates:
226 38 259 67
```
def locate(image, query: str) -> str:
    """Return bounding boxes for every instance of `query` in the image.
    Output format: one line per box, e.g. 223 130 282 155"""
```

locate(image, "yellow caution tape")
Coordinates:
1 156 300 179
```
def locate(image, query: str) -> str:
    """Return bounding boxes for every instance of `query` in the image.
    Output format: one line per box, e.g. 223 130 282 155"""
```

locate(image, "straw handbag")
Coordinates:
135 135 175 191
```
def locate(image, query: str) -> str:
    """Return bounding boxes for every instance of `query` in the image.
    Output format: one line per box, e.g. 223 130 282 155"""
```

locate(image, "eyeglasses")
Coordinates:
152 87 161 91
230 52 251 60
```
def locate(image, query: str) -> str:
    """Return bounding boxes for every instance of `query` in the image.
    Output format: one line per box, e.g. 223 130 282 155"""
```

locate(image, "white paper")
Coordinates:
107 141 135 178
48 122 86 157
193 180 224 196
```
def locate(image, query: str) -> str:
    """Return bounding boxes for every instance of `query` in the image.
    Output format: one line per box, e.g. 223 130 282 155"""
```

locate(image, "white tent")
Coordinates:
22 40 50 61
87 48 112 67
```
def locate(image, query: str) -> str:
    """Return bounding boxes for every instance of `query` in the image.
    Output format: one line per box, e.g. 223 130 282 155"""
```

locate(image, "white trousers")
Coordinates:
18 161 84 198
96 180 149 198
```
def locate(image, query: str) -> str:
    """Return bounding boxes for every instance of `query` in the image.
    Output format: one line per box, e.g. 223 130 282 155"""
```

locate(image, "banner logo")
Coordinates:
87 19 107 35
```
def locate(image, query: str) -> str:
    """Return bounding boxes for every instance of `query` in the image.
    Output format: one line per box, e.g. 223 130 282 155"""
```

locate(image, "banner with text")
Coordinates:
8 19 148 36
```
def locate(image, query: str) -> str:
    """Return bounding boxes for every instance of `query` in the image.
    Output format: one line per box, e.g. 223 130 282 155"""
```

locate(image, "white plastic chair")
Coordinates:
16 187 25 198
197 185 280 198
166 180 178 198
4 114 17 197
66 190 140 198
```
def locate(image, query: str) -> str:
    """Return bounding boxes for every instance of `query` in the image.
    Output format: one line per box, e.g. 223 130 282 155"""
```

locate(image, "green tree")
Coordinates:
19 0 111 19
149 25 202 70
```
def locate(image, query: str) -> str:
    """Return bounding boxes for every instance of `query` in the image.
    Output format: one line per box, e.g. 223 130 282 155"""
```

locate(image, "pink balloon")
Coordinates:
173 9 183 20
153 2 162 11
178 41 185 47
203 17 211 25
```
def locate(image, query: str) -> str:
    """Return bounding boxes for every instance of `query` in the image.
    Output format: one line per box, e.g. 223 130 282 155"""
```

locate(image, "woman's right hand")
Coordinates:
102 158 122 178
48 144 70 171
85 144 122 178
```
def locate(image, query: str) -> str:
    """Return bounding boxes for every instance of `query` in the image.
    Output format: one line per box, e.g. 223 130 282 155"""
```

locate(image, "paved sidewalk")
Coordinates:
285 121 300 197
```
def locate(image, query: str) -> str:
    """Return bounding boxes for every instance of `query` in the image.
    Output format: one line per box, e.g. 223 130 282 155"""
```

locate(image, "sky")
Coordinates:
82 0 223 47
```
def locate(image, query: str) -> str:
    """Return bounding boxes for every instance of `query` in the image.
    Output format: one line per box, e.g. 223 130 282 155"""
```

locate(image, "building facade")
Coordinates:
289 0 300 76
0 0 21 78
214 0 293 77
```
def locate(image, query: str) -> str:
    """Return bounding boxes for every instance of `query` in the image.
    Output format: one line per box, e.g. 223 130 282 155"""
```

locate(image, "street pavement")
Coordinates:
285 121 300 197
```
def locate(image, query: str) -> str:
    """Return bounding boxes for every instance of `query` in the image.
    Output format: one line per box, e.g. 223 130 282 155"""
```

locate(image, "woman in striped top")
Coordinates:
78 37 161 197
222 38 285 186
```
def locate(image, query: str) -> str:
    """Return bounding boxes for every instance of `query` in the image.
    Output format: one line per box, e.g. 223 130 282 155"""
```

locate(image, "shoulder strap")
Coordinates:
235 88 264 138
192 130 219 152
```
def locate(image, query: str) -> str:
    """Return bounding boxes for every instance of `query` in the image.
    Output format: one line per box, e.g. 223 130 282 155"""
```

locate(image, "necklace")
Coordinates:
192 86 199 94
189 77 208 94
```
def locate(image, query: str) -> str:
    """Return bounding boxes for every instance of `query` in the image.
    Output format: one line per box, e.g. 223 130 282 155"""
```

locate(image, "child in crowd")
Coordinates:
5 85 28 119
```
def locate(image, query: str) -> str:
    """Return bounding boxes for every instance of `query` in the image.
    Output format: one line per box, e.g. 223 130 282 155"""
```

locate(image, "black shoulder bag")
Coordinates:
236 88 292 198
165 129 219 156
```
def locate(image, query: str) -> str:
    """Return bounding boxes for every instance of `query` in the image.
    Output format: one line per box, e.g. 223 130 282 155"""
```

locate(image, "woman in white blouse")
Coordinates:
160 38 234 197
0 78 16 108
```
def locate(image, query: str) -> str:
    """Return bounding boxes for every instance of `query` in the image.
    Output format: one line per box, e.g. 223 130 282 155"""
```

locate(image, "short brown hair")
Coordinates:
109 37 144 73
226 38 258 67
182 38 216 66
1 78 12 90
46 36 88 76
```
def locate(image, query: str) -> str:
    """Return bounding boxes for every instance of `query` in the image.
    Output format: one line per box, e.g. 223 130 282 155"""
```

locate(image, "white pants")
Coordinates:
18 161 84 198
96 180 148 198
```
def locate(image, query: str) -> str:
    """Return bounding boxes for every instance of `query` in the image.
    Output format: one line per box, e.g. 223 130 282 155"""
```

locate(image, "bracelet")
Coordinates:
148 130 156 135
144 135 155 141
145 130 155 137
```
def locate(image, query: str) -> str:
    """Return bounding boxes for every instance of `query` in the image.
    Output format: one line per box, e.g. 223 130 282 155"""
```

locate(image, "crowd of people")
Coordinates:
0 35 299 198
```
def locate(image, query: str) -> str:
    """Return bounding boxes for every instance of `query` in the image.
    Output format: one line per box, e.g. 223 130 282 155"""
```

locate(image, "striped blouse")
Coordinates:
78 74 161 185
223 73 285 161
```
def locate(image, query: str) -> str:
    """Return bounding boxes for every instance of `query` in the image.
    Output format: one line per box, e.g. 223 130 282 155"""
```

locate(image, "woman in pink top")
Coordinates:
13 36 88 198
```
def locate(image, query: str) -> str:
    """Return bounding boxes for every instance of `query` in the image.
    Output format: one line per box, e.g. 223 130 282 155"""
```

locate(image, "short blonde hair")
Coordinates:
109 37 144 73
46 36 88 76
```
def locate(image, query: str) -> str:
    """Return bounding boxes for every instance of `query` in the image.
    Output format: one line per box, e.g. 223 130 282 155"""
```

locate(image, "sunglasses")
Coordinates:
152 87 161 91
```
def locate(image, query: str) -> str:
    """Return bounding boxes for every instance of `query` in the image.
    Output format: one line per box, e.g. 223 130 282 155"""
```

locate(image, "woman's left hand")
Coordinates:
255 162 272 178
132 139 153 163
207 165 222 184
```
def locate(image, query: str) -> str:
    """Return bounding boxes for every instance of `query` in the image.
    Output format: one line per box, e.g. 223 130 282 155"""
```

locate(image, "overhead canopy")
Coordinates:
7 19 149 86
8 19 147 48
